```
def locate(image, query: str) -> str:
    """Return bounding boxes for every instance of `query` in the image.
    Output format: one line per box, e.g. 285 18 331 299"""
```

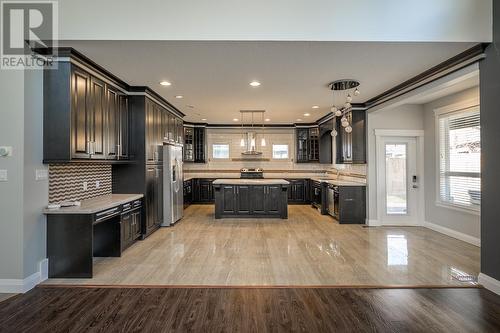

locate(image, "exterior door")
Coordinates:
377 136 420 225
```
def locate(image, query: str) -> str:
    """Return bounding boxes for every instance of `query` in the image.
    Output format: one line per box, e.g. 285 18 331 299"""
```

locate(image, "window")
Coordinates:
437 106 480 210
212 144 229 159
272 144 289 159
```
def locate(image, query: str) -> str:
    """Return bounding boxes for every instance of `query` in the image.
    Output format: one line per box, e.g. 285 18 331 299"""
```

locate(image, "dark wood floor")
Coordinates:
1 287 499 332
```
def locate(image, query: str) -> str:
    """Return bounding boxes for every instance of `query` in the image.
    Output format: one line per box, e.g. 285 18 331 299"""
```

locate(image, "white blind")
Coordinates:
438 106 480 209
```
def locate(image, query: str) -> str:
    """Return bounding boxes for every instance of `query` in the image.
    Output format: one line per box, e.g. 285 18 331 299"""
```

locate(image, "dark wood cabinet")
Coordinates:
214 184 288 218
44 63 129 162
120 205 142 252
193 127 207 163
117 94 129 159
286 179 309 203
183 179 193 208
308 127 320 162
336 110 366 164
296 127 320 163
145 165 163 235
183 127 194 162
70 67 92 159
336 186 366 224
194 179 215 203
296 128 309 163
319 121 333 164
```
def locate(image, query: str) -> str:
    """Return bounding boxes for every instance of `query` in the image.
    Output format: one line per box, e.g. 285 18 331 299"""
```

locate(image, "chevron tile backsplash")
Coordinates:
49 164 112 203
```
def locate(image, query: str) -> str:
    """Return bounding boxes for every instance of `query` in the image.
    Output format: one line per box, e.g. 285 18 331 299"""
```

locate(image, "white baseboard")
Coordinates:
0 258 48 293
478 273 500 296
423 221 480 247
367 219 380 226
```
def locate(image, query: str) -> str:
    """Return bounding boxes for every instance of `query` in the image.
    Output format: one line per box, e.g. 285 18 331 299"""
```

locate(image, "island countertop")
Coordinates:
213 179 290 185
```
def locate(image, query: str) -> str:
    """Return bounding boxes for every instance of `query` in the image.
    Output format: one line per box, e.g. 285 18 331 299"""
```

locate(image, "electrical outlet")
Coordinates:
96 180 100 189
35 169 48 181
0 169 7 182
83 181 88 191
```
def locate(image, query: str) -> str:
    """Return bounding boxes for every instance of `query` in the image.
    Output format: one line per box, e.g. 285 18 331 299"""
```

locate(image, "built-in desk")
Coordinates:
43 194 143 278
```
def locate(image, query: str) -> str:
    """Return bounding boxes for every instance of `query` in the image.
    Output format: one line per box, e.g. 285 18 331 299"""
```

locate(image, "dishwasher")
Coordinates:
327 184 339 219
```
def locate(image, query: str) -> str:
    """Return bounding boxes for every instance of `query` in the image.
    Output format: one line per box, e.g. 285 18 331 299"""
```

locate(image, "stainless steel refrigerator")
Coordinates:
162 143 183 226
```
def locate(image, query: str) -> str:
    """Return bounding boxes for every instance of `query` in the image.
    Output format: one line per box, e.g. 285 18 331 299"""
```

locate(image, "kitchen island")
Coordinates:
213 179 289 219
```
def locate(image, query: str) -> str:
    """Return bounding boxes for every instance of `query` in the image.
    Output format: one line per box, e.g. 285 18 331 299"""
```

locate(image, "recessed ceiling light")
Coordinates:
249 81 261 87
233 118 239 121
175 95 183 99
311 106 319 109
265 118 271 122
296 118 303 122
201 118 207 121
159 81 171 86
304 113 311 117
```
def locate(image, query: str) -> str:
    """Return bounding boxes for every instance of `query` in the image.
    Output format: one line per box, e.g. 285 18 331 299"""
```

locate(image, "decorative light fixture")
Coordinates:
239 110 267 154
328 79 360 136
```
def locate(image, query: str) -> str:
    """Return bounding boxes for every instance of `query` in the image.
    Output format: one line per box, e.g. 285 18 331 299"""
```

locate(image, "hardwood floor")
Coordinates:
1 286 499 332
44 204 480 286
0 294 15 303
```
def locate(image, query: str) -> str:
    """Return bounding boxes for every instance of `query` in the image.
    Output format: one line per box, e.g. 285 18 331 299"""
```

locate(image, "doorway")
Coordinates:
375 130 424 226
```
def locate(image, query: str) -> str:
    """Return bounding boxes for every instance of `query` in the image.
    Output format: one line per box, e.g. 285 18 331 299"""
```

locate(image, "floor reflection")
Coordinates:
387 234 408 266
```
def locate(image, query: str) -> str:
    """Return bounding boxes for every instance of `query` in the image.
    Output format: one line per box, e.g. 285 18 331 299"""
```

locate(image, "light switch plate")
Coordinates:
0 146 12 157
83 181 88 191
95 180 100 189
0 169 7 182
35 169 48 181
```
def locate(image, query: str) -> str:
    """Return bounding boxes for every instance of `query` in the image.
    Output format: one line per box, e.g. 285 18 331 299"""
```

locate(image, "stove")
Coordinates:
240 168 264 179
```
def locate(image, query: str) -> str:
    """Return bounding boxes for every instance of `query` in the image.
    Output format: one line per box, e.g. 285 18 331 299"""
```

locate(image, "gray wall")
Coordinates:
480 1 500 281
23 69 48 277
423 87 480 239
0 71 24 279
367 104 425 221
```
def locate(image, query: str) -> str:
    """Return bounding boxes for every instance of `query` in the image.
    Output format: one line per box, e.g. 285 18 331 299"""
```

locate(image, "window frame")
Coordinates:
211 143 230 160
271 143 290 160
434 102 480 215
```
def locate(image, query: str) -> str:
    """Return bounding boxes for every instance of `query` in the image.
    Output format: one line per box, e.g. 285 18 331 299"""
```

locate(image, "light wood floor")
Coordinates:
45 205 480 286
0 294 15 303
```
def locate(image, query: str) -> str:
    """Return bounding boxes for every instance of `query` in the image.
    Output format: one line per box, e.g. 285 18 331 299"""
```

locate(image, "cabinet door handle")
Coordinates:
86 141 91 154
345 198 354 201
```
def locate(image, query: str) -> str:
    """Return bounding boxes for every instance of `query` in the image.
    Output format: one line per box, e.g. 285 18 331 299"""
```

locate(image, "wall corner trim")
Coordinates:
478 273 500 296
0 258 48 293
423 221 480 247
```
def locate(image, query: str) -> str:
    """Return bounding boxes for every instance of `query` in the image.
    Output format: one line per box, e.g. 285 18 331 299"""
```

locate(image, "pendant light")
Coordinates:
328 79 360 133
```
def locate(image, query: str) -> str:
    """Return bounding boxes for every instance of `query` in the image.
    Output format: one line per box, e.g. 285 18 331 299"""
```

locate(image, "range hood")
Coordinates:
241 132 263 155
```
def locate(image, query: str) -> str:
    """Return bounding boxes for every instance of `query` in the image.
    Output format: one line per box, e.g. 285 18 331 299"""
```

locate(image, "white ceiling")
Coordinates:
60 41 475 123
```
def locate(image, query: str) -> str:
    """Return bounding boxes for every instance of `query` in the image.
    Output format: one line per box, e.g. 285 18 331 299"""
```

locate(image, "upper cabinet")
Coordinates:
44 62 129 163
193 127 207 163
43 49 184 163
296 126 330 164
336 110 366 164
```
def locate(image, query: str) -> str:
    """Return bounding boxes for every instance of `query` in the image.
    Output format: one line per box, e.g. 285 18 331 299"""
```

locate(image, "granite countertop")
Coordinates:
309 177 366 187
213 179 290 185
43 194 144 215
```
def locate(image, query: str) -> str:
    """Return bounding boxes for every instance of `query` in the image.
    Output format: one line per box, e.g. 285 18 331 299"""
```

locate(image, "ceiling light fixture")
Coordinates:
265 118 271 122
159 81 171 86
304 113 311 117
249 81 261 87
175 95 183 99
233 118 239 121
201 118 207 121
296 118 303 122
312 106 319 109
329 79 360 136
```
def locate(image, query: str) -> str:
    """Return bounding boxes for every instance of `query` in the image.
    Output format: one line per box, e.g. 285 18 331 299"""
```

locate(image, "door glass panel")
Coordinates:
385 143 407 215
